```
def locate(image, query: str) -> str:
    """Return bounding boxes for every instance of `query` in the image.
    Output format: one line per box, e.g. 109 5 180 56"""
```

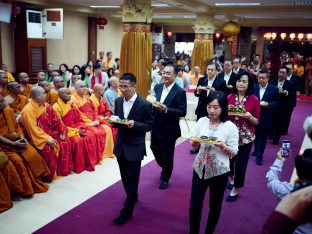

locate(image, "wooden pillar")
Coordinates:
0 24 2 64
256 28 265 62
88 17 97 62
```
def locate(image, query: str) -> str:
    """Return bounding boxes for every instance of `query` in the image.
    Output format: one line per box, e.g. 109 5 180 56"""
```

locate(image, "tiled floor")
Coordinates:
0 120 196 234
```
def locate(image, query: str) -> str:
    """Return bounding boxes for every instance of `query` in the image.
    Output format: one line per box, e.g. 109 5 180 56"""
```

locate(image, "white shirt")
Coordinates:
287 75 291 81
259 83 268 100
207 77 216 96
160 82 175 103
123 92 138 119
224 71 232 85
278 80 285 89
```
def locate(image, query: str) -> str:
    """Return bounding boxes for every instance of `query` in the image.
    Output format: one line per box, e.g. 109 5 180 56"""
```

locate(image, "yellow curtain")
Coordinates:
191 34 214 76
120 23 152 98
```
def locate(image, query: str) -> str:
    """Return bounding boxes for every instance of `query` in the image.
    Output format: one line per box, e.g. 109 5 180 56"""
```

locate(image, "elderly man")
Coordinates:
104 76 120 112
4 82 28 114
217 60 237 95
38 81 57 105
49 76 64 103
18 72 33 99
0 64 15 81
22 86 74 181
71 80 114 160
90 84 117 141
0 95 49 196
53 88 98 172
0 70 9 97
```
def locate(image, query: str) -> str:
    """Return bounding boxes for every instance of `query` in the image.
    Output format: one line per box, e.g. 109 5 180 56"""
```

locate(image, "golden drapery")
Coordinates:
191 34 214 75
120 23 152 98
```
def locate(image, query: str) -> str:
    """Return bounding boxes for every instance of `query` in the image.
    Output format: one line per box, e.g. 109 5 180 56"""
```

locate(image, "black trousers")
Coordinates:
254 124 270 161
228 142 253 188
150 138 176 183
117 151 142 216
282 106 294 134
189 171 228 234
271 108 289 144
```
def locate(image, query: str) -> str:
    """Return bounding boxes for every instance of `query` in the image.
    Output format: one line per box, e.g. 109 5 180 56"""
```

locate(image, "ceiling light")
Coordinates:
151 4 169 7
90 5 120 8
215 3 262 6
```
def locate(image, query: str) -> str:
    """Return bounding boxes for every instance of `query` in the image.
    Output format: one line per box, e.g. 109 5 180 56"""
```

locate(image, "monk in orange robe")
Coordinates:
53 88 100 171
90 84 117 141
0 70 9 97
4 82 28 114
0 151 24 212
21 86 73 182
0 64 15 81
0 97 49 196
38 81 58 105
49 76 64 102
72 81 114 160
18 72 34 99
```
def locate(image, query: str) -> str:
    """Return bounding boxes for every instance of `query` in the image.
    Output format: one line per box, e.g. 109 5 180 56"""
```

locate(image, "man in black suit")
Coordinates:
232 57 243 74
270 68 294 145
113 73 153 225
253 70 280 165
194 63 226 120
217 60 237 95
283 63 300 135
151 64 187 189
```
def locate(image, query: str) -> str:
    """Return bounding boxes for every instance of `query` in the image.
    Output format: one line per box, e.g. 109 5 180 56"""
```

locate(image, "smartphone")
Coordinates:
281 140 291 157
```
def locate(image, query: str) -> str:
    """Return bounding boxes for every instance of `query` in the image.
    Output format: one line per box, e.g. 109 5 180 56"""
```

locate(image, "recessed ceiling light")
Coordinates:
215 3 262 6
90 5 120 8
151 4 169 7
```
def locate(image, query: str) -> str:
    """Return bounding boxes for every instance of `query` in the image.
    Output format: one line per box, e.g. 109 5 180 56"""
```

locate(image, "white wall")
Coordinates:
1 22 15 72
97 19 123 61
47 13 88 68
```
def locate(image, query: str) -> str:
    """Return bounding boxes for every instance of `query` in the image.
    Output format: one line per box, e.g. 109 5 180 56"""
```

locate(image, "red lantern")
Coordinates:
97 17 107 29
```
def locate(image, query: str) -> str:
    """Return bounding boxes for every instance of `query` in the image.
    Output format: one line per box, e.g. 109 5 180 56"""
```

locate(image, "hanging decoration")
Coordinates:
97 17 108 29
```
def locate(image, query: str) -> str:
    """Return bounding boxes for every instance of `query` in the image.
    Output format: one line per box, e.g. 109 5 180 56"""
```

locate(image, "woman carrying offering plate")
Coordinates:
226 71 260 202
189 91 239 234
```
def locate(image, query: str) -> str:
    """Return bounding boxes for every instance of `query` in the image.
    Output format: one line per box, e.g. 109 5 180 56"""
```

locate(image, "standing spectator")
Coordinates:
217 60 237 95
226 71 260 202
305 58 312 96
189 91 239 234
253 70 280 165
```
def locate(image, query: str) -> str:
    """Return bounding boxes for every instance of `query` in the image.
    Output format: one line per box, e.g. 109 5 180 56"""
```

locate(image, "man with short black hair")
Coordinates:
89 63 109 90
45 63 54 83
151 64 187 189
217 60 237 95
113 73 153 225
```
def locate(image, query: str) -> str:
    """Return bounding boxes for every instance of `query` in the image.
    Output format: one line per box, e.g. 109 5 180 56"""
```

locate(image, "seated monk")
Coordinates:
0 151 23 212
18 72 34 99
0 97 49 196
53 88 100 171
21 86 74 182
35 71 46 86
49 76 65 105
71 81 114 160
38 81 57 105
69 74 80 94
0 64 15 82
4 82 28 115
0 70 9 97
90 84 117 141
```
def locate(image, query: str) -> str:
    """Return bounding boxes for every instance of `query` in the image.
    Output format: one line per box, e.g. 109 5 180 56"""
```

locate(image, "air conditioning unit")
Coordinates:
26 8 63 39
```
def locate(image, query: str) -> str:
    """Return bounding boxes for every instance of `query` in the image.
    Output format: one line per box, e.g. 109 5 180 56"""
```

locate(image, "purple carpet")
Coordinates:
34 101 312 234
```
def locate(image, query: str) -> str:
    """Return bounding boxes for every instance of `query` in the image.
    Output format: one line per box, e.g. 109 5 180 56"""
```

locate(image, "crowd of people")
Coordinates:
0 48 311 234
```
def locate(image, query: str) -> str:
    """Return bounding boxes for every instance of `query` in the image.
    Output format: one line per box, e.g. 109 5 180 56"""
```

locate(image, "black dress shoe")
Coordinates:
113 214 132 225
190 148 199 154
272 141 279 145
159 181 168 189
251 152 257 157
256 159 263 166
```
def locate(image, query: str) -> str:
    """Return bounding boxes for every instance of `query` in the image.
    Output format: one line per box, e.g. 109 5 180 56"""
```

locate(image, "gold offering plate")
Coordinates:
228 112 246 117
198 86 211 91
108 119 130 125
190 137 217 145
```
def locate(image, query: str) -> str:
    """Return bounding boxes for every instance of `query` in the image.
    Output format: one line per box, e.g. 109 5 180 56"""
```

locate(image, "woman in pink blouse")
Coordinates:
226 71 260 202
189 91 239 234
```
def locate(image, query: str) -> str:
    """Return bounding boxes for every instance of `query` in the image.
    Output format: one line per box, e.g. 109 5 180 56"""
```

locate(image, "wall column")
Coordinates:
120 0 153 98
88 17 97 62
191 13 214 75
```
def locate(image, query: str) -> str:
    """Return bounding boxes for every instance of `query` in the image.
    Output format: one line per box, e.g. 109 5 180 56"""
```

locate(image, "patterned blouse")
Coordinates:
228 94 260 146
191 117 239 180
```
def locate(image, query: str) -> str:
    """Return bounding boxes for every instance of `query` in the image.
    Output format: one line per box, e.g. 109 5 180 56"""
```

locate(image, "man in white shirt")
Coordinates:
112 73 153 225
151 64 187 189
232 58 242 74
217 60 237 95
